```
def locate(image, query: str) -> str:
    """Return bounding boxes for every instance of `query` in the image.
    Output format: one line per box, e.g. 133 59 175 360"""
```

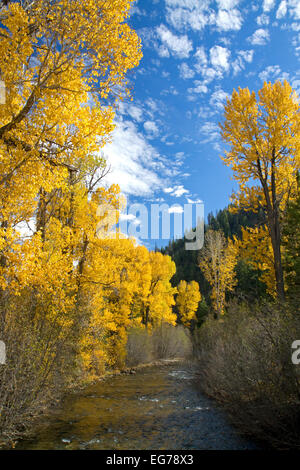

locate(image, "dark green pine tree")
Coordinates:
282 172 300 299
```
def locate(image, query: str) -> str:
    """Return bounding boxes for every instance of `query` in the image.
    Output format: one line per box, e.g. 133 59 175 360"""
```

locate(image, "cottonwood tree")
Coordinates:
176 280 201 327
142 252 177 329
220 81 300 300
198 230 237 318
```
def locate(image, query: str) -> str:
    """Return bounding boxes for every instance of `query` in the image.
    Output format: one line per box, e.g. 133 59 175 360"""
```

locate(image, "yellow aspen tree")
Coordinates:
176 280 201 327
220 81 300 300
199 229 238 318
236 226 276 297
142 252 177 329
0 0 142 291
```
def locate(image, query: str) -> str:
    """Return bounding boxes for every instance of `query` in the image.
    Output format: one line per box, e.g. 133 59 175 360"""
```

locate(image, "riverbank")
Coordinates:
99 358 186 378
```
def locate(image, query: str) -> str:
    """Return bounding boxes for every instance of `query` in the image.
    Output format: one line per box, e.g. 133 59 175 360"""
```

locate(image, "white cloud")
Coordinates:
168 205 184 214
161 85 179 96
289 0 300 20
258 65 290 82
179 62 195 79
163 187 174 193
188 80 209 95
172 185 189 197
276 0 287 18
102 119 165 196
210 45 231 71
165 2 214 32
145 98 161 120
197 105 215 119
164 185 189 197
238 49 254 63
119 213 139 223
263 0 276 12
202 67 223 83
186 197 203 204
144 120 159 136
232 49 254 75
291 78 300 94
199 121 220 143
257 13 270 25
216 9 242 31
127 105 143 122
156 24 193 59
209 88 230 110
165 0 242 32
194 46 208 71
216 0 240 8
248 28 270 45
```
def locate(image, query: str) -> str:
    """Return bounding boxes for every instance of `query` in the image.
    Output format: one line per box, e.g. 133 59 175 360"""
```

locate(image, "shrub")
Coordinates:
152 323 192 360
195 298 300 449
125 327 153 367
126 324 192 366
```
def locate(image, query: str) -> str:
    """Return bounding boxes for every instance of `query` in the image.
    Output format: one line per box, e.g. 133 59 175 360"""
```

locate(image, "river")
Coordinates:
16 363 257 450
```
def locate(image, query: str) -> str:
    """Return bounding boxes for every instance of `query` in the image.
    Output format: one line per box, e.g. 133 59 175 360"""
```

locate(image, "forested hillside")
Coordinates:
161 205 269 323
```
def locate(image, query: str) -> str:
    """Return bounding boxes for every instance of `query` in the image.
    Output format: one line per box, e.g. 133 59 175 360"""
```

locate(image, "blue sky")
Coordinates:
102 0 300 249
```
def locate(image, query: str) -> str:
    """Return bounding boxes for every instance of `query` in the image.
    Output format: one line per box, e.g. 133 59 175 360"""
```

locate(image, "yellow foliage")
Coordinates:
0 1 179 388
199 230 238 317
220 80 299 298
176 280 201 326
235 226 276 297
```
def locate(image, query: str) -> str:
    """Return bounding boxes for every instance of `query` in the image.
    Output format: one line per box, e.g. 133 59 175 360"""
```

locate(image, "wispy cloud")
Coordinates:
102 119 166 197
165 0 214 32
276 1 287 19
179 62 195 79
144 120 160 137
257 14 269 26
194 46 208 71
127 105 144 122
209 88 230 110
187 80 209 98
161 85 179 97
199 121 223 151
164 0 243 32
258 65 289 82
232 49 254 75
163 185 189 197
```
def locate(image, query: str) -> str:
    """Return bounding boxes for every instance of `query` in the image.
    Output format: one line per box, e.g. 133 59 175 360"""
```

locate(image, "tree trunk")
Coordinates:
270 152 285 300
257 155 285 300
36 188 47 243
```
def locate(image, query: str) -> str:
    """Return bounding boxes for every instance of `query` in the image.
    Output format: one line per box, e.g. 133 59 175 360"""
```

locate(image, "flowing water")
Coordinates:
16 363 257 450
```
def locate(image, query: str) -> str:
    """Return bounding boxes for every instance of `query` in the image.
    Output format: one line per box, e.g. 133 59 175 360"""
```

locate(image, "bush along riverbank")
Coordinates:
194 298 300 450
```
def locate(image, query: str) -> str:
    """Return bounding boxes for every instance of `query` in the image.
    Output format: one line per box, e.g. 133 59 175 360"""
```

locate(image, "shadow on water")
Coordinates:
16 364 257 450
